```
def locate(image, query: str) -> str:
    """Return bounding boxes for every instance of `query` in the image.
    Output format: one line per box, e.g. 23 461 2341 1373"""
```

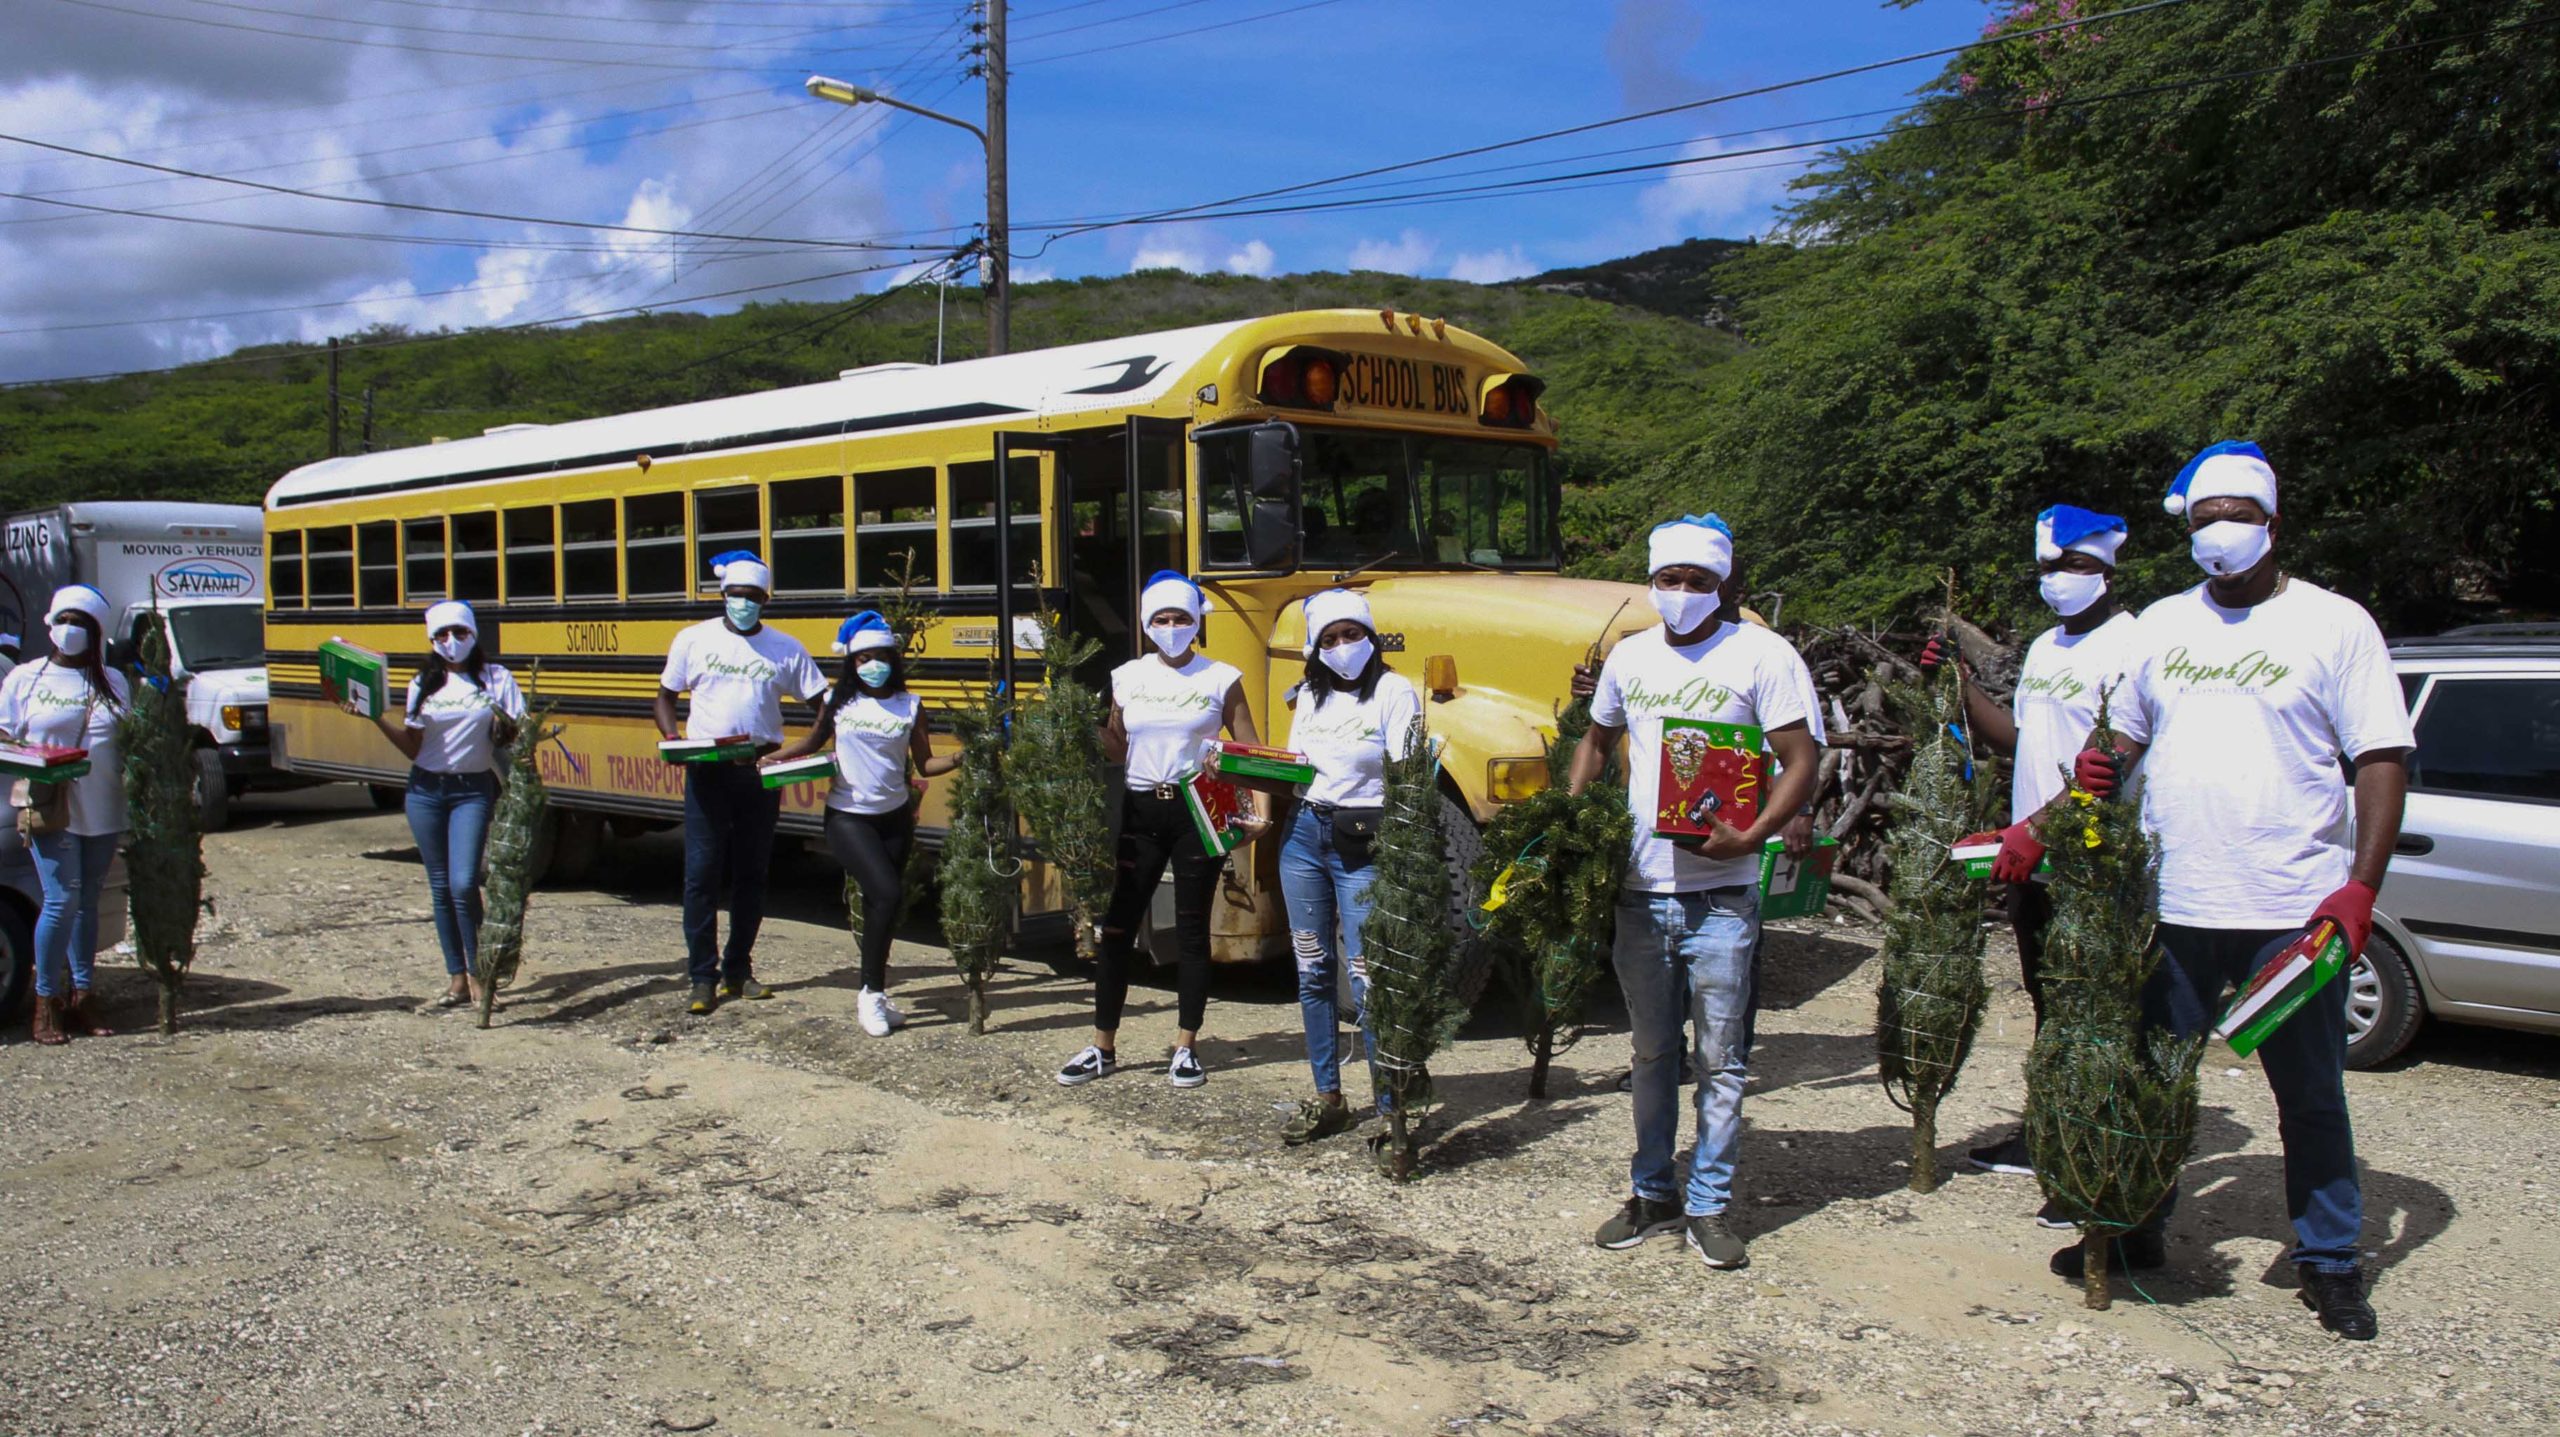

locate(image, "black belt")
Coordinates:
1133 782 1182 801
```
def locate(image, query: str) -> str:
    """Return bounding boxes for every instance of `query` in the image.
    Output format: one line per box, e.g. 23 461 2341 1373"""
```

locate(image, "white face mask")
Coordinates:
1148 620 1197 658
2190 520 2272 578
855 659 892 688
432 635 473 664
49 622 91 657
1649 586 1720 635
1319 637 1374 680
2037 570 2108 618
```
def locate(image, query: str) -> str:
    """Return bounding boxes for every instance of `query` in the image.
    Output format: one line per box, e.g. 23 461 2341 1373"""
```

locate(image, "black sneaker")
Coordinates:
686 983 718 1016
1167 1046 1207 1089
1684 1212 1749 1270
1967 1132 2035 1177
721 976 774 1002
1593 1195 1683 1250
1282 1099 1354 1146
2035 1198 2076 1230
2299 1267 2377 1341
2049 1229 2168 1281
1056 1045 1116 1087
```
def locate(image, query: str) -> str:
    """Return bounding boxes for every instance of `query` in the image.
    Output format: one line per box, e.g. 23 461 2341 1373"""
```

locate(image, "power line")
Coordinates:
144 0 935 53
0 131 941 250
1012 0 1218 44
1012 0 1350 66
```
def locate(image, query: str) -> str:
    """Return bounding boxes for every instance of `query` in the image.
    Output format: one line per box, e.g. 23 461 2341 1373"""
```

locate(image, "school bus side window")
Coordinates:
854 468 937 591
357 521 398 607
269 531 304 608
562 500 618 600
453 513 499 601
626 493 686 598
404 517 447 601
949 457 1042 590
695 485 761 593
505 505 556 603
307 526 355 607
771 476 846 595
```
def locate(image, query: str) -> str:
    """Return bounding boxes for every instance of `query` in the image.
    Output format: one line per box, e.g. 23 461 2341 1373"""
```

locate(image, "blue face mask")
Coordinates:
856 659 892 688
725 595 763 630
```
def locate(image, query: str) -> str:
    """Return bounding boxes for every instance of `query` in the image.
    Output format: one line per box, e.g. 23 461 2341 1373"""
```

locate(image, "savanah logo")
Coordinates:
155 556 258 598
2158 646 2292 691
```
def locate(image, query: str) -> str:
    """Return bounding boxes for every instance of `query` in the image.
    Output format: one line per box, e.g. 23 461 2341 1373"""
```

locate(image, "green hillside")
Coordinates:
0 271 1743 580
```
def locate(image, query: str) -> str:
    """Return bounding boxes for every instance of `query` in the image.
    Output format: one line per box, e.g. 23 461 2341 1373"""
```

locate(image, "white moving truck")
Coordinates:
0 502 276 829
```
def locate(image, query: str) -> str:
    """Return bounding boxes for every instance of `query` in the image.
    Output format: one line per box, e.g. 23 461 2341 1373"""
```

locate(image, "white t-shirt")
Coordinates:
403 665 526 775
0 659 132 836
1290 671 1422 809
658 619 827 745
1113 652 1240 789
2114 580 2415 929
1590 621 1815 893
826 690 921 815
2010 610 2143 821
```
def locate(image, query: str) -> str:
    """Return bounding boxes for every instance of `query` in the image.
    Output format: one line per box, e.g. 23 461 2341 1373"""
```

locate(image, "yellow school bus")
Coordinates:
262 310 1653 981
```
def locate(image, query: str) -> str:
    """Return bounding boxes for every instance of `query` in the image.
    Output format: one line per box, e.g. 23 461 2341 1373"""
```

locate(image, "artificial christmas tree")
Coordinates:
2026 686 2203 1309
1360 717 1466 1179
117 615 207 1035
473 692 558 1029
939 671 1012 1034
1004 620 1112 960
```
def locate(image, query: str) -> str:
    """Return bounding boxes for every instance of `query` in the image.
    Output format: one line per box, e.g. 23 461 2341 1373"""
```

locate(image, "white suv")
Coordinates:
2348 625 2560 1068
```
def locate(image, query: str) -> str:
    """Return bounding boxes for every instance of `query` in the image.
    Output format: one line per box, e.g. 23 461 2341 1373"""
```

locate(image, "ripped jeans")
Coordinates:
1278 802 1387 1110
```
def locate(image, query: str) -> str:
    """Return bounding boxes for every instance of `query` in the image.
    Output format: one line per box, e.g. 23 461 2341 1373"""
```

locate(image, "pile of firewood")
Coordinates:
1788 618 2017 924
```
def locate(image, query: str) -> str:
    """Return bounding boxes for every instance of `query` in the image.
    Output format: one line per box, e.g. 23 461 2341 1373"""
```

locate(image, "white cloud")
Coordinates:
1129 239 1207 273
1011 263 1056 285
1222 239 1275 277
1634 137 1804 242
1447 246 1535 285
1348 228 1437 275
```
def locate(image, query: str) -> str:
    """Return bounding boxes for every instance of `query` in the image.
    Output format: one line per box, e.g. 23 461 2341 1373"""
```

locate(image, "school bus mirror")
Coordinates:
1241 423 1302 570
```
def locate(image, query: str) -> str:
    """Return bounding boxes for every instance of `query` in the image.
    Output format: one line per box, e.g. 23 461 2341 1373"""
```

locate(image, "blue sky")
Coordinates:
0 1 1996 383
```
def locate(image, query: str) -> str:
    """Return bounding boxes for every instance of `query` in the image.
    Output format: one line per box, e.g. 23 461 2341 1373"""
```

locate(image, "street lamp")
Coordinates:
805 73 1009 356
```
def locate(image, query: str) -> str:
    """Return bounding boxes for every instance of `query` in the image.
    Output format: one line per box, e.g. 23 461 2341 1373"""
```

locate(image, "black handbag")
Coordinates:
1329 805 1383 867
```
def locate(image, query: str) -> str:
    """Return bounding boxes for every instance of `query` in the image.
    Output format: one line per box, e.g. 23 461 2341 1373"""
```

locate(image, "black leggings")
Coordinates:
2008 880 2054 1030
825 804 915 992
1094 790 1222 1036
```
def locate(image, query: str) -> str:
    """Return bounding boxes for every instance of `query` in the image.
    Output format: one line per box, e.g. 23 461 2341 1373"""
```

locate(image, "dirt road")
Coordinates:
3 786 2554 1436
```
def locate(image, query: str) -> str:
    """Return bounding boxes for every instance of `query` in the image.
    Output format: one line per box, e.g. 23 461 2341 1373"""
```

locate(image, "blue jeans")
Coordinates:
1615 885 1760 1216
30 830 119 999
406 767 500 977
2145 924 2362 1272
683 762 782 985
1278 803 1384 1108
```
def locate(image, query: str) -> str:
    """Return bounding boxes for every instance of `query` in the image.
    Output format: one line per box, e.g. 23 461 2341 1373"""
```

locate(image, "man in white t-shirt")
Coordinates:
2067 442 2412 1341
1920 504 2143 1183
654 552 828 1016
1569 515 1820 1273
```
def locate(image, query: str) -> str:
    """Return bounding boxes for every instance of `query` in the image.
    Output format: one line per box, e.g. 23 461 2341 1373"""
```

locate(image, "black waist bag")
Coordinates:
1329 806 1383 868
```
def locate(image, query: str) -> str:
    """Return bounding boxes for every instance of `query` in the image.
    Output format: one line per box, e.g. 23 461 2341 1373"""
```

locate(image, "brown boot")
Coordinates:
61 989 111 1038
31 995 68 1046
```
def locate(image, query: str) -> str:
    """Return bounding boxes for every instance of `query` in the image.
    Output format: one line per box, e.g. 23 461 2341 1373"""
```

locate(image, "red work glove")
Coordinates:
1919 633 1949 674
2309 880 2379 960
1990 820 2047 885
2073 746 2121 798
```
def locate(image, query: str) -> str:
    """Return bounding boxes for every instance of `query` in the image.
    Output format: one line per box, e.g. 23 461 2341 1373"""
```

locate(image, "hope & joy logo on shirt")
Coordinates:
2019 669 2087 703
1616 676 1737 714
701 654 780 683
2157 646 2293 693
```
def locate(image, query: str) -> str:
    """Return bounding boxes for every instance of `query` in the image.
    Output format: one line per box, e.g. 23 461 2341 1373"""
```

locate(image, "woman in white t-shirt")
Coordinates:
762 611 955 1039
0 585 132 1044
338 601 524 1008
1056 571 1270 1091
1275 588 1420 1146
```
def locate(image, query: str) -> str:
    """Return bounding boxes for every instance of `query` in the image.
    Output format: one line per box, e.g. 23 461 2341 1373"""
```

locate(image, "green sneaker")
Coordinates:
722 976 774 1002
1282 1098 1355 1146
1594 1195 1684 1250
686 983 719 1016
1684 1212 1749 1270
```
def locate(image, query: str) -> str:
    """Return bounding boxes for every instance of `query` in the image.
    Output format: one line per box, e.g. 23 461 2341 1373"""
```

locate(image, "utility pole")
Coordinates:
326 336 341 457
360 385 377 454
983 0 1009 356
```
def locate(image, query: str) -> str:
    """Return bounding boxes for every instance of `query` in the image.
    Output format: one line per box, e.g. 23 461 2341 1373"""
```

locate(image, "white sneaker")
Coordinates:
857 988 893 1038
1168 1046 1207 1089
877 992 905 1030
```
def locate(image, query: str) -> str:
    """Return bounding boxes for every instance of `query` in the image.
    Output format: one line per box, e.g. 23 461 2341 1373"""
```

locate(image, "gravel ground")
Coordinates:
3 784 2555 1436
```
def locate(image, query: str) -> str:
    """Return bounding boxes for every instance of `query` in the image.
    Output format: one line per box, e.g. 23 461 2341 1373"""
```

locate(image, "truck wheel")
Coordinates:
191 747 231 832
2344 929 2424 1070
546 811 603 886
0 899 32 1021
368 784 406 813
1439 791 1496 1011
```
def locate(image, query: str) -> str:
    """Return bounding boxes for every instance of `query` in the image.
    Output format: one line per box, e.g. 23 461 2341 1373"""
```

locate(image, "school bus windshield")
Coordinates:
1280 429 1560 572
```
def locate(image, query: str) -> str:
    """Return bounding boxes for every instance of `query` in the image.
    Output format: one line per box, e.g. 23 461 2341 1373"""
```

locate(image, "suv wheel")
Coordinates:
2343 929 2424 1070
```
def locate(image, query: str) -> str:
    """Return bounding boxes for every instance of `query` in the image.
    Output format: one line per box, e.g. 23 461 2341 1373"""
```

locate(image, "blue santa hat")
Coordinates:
1645 513 1734 579
1139 569 1207 622
709 549 772 591
2034 505 2127 566
2163 440 2279 517
831 610 898 656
